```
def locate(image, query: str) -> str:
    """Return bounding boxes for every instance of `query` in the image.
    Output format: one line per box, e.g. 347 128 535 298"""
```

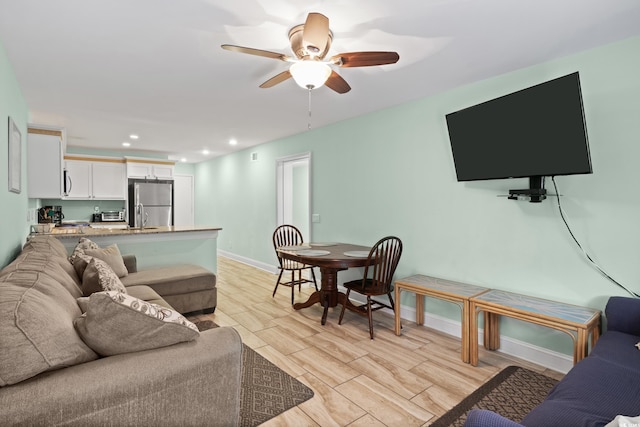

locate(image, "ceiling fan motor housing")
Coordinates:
288 24 333 60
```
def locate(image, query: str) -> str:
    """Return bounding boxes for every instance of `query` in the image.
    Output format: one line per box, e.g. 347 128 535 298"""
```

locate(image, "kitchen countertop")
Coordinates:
40 225 222 237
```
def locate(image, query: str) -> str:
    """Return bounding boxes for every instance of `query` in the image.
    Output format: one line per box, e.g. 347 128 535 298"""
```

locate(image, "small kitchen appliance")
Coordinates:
38 206 63 225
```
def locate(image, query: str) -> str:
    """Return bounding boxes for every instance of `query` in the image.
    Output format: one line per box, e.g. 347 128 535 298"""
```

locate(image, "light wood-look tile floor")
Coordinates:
189 256 564 427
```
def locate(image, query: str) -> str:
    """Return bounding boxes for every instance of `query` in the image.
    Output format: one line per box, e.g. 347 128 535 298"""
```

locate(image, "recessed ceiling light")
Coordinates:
122 142 131 147
129 134 139 140
202 149 210 155
180 158 187 162
229 138 238 146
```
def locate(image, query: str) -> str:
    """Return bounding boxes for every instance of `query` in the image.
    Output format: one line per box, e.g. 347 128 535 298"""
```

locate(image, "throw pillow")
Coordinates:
81 257 128 296
69 237 99 259
70 252 92 279
74 291 199 356
83 244 128 277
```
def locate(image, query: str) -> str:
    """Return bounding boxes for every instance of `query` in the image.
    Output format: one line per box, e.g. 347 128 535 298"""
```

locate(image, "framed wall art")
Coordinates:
8 116 21 194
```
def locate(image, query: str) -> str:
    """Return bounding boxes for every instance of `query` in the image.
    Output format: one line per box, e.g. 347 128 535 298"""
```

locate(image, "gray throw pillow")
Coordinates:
83 244 128 278
74 291 199 356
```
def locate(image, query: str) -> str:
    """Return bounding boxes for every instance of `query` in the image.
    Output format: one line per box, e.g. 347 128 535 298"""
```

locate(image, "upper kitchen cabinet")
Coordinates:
125 158 175 180
64 157 126 200
27 127 65 198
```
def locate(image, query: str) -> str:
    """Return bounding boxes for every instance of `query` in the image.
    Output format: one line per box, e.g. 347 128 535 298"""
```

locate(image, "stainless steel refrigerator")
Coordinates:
128 179 173 227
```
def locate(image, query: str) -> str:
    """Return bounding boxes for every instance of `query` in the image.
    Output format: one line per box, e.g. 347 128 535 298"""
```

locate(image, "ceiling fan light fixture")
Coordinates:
290 61 331 90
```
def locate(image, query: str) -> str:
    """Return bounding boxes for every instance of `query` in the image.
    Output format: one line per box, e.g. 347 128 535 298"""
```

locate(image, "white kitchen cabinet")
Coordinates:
27 129 65 198
64 158 126 200
92 162 126 199
64 160 91 199
126 161 175 179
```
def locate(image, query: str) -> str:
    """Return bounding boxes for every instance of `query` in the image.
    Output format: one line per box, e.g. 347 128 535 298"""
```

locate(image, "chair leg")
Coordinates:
388 292 395 311
310 267 318 291
291 270 295 305
338 289 350 325
273 269 284 298
367 297 374 339
297 270 302 292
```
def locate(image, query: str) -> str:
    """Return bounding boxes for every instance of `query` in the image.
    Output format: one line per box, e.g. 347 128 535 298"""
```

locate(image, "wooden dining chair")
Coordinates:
338 236 403 339
272 224 318 304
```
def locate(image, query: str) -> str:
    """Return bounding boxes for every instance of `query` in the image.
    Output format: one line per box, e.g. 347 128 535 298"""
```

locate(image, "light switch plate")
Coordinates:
312 214 320 223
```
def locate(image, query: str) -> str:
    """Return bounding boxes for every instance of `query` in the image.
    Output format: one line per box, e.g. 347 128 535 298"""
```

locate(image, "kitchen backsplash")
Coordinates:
40 199 126 222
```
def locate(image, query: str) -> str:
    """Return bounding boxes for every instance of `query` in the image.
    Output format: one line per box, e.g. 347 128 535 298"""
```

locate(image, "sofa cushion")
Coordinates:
81 258 127 296
522 355 640 426
22 234 69 258
74 291 199 356
588 331 640 374
120 264 215 295
83 244 128 278
0 270 98 386
0 250 82 299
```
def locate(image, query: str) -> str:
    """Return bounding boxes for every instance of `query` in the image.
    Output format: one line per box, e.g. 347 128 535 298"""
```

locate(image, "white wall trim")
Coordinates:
218 251 574 373
219 249 279 274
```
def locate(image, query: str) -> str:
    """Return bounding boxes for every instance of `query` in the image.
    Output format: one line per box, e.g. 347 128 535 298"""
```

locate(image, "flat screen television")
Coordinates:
445 72 592 201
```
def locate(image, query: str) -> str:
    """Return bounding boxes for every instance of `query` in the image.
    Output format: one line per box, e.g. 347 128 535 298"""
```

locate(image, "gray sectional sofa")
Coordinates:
0 234 242 426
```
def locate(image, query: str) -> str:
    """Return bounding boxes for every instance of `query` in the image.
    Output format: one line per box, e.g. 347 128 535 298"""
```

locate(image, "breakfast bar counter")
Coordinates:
38 225 222 273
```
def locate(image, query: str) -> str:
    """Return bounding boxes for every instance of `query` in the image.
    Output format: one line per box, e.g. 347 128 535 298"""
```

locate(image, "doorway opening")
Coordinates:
276 153 311 242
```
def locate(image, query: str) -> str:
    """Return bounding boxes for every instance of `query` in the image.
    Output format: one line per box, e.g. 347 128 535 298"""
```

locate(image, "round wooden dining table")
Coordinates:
277 243 372 325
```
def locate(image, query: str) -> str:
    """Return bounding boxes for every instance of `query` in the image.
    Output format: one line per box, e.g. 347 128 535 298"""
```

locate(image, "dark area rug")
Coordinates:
430 365 559 427
194 320 314 426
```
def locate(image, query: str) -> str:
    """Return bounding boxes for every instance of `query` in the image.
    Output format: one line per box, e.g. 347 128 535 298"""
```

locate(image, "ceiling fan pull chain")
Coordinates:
307 87 313 130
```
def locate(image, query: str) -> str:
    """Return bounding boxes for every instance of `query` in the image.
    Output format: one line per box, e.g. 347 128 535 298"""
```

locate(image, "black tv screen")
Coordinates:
446 72 592 182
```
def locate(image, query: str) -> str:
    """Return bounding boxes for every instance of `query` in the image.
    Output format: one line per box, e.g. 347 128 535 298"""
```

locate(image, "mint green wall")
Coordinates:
0 41 29 267
196 36 640 355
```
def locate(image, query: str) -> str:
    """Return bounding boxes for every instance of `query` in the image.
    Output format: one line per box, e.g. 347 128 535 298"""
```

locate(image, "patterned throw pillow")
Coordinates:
81 257 127 296
74 291 199 356
69 237 99 260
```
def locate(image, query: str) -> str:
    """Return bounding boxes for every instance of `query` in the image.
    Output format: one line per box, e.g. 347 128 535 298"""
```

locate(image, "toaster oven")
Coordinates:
100 211 125 222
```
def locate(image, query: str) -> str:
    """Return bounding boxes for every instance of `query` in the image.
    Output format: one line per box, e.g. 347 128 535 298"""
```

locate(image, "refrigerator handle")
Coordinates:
136 203 145 228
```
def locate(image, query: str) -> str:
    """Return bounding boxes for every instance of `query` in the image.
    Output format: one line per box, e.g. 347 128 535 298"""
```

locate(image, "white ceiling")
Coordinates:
1 0 639 163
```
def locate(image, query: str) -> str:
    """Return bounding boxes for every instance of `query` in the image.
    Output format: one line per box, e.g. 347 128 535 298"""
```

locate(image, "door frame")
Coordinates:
276 152 312 241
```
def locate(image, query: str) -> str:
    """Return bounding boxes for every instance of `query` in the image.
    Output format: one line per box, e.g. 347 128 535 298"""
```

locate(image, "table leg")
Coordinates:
469 302 479 366
484 312 500 350
461 300 470 363
293 267 351 325
394 286 402 335
415 293 425 326
293 291 321 310
576 328 589 364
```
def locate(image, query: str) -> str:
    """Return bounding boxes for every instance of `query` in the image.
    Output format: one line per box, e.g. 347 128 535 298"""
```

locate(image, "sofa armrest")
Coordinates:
122 254 137 273
0 327 242 427
605 296 640 335
463 409 524 427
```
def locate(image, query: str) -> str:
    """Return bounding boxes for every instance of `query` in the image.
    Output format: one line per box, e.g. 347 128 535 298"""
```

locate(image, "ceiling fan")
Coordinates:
221 12 399 94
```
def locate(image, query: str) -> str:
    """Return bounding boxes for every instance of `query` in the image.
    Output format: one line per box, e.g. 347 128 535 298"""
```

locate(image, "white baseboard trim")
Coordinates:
218 250 279 274
218 251 574 373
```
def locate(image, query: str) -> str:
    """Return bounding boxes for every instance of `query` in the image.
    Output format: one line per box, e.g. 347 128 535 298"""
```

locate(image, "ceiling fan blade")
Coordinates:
330 51 400 67
325 70 351 94
259 70 292 88
221 44 290 62
302 13 330 57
